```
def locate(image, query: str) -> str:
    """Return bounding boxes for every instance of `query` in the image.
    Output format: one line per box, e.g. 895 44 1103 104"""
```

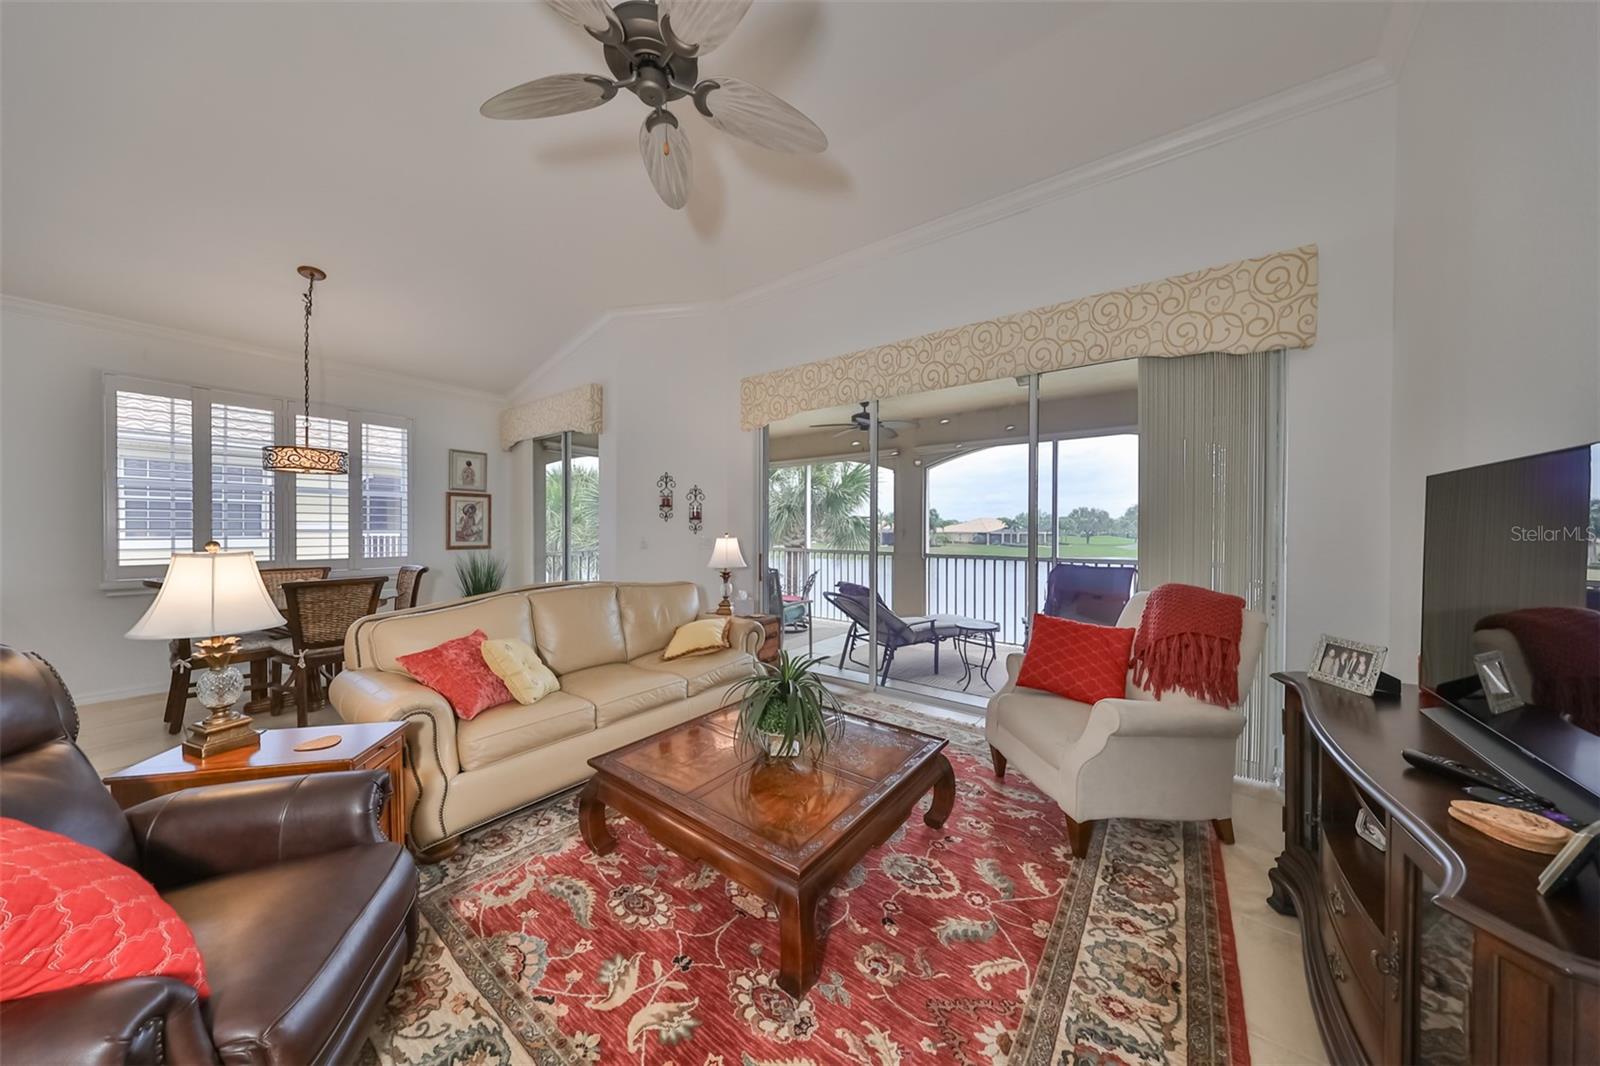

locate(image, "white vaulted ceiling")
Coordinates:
1 2 1394 391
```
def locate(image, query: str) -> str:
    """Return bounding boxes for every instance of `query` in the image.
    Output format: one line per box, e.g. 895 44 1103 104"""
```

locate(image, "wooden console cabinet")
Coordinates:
1270 673 1599 1064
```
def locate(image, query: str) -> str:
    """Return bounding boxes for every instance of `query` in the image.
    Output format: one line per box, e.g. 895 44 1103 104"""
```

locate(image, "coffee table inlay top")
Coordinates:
580 704 955 996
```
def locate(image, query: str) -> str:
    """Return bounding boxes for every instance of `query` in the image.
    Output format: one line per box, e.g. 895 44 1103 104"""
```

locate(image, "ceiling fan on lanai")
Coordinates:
480 0 828 209
810 402 915 440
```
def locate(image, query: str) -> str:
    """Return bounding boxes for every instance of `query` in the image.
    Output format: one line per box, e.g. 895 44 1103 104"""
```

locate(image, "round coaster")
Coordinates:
293 734 343 752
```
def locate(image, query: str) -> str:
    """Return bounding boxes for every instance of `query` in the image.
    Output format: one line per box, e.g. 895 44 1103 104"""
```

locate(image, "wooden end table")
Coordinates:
104 722 410 845
579 705 954 996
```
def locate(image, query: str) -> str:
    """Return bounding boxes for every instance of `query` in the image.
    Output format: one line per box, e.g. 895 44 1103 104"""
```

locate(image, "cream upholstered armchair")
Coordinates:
985 589 1267 857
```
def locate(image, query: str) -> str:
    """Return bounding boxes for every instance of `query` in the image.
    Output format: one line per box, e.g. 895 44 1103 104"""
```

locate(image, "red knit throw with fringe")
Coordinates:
1130 584 1245 706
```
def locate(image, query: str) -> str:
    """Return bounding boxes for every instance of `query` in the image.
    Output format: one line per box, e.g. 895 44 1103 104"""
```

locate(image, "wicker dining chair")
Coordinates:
258 565 332 609
266 576 385 726
392 565 429 611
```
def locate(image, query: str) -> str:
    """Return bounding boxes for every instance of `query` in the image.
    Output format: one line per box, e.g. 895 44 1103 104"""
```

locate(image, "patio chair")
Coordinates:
824 585 960 684
1041 562 1139 626
776 568 817 632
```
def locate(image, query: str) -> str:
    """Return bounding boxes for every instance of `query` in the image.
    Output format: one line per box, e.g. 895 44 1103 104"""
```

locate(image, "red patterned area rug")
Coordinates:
366 697 1248 1065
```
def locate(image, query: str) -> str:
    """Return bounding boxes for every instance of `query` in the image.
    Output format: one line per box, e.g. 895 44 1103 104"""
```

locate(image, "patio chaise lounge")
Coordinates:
824 583 962 684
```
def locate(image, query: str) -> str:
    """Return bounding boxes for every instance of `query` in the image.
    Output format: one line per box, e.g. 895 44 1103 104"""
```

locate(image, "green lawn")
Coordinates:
929 536 1137 559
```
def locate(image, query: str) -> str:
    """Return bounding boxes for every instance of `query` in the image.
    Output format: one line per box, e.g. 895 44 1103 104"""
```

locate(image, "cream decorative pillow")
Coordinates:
480 638 561 705
661 617 733 661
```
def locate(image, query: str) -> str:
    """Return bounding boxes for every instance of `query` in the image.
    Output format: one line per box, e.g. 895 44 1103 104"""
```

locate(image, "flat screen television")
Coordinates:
1421 441 1600 799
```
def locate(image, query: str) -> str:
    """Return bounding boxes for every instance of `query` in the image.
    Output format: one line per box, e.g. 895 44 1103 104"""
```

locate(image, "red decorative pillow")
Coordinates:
396 628 513 720
0 818 209 1002
1016 614 1136 704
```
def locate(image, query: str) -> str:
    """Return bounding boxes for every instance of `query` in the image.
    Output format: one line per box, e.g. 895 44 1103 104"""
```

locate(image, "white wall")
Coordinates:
520 86 1400 669
0 302 509 701
1387 2 1600 678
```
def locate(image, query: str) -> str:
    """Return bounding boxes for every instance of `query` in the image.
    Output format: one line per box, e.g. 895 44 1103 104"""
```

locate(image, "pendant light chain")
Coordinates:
301 274 315 447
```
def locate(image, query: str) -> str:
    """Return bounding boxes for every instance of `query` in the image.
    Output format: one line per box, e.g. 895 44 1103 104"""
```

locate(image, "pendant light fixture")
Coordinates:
262 265 348 475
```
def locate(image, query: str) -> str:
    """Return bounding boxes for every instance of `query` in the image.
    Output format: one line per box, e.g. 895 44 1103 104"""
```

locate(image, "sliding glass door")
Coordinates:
534 431 601 582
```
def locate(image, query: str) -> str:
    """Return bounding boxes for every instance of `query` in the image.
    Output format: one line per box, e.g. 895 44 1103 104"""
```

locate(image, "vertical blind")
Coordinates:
294 414 350 562
211 402 276 557
114 390 194 566
1138 351 1286 786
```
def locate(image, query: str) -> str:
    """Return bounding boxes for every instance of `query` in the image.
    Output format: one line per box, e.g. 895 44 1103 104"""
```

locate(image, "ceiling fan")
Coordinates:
481 0 828 209
811 402 915 440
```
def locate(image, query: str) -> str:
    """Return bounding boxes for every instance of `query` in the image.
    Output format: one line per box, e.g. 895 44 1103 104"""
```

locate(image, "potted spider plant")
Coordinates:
725 652 843 761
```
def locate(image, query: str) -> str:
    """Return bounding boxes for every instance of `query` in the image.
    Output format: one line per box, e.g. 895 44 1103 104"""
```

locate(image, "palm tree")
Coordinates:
768 461 873 550
545 460 600 563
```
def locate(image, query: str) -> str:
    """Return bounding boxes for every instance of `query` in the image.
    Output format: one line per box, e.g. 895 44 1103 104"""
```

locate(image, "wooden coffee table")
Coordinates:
579 705 955 996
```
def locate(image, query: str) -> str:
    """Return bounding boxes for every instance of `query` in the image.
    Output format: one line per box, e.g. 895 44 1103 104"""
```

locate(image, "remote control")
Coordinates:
1401 749 1550 806
1462 786 1578 828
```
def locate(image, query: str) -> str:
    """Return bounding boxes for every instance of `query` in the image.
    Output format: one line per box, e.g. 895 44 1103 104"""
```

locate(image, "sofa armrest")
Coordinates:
702 613 764 657
127 771 390 890
0 976 215 1066
328 668 461 849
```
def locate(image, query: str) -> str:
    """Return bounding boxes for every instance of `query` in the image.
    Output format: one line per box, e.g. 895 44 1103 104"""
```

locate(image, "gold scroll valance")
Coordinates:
500 383 604 451
739 244 1317 430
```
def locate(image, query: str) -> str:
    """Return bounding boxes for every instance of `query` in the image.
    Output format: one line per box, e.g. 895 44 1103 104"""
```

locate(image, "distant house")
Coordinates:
937 517 1055 547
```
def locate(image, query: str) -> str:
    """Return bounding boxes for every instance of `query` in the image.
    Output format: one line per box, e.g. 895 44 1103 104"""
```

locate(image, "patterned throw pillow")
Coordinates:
1016 614 1136 704
0 818 209 1002
480 638 561 705
661 617 733 661
396 629 514 720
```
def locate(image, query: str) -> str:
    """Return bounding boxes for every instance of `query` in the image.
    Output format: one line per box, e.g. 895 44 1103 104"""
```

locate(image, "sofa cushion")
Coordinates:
989 687 1094 769
480 638 561 705
1016 615 1134 704
163 843 414 1066
661 617 732 661
529 585 627 675
455 693 596 771
396 630 513 721
631 646 756 697
559 664 687 727
359 593 534 674
618 583 704 658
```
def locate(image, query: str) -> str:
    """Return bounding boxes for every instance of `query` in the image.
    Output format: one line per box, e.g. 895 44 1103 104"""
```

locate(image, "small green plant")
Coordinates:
454 552 507 597
724 651 843 760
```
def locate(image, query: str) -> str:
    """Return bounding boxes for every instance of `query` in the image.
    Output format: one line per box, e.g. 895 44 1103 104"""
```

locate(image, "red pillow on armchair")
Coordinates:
1016 614 1136 704
0 818 210 1002
396 628 513 720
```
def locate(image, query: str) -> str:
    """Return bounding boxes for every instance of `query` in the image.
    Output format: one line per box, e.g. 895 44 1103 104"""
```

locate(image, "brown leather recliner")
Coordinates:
0 646 419 1065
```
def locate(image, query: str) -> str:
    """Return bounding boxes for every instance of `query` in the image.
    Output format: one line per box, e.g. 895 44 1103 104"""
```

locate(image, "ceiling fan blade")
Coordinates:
480 74 616 119
809 423 855 429
878 426 899 439
639 114 693 210
658 0 752 56
879 419 915 429
546 0 622 37
693 76 827 153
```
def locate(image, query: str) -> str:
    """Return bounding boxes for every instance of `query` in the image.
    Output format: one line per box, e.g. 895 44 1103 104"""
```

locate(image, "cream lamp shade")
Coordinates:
707 535 747 571
126 550 286 639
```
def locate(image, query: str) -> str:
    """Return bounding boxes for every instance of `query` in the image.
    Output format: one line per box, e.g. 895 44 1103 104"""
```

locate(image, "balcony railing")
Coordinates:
543 550 600 582
772 547 1136 646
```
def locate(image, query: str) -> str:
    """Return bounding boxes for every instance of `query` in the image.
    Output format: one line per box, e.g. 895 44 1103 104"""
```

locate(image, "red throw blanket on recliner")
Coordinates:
1474 607 1600 735
1130 584 1245 706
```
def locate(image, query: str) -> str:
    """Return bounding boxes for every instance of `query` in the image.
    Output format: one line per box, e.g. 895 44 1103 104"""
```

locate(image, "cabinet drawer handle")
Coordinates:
1326 950 1348 983
1327 884 1347 916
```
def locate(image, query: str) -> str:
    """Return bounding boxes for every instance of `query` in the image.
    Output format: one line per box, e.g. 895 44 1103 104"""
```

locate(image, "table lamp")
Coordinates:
127 543 286 758
707 534 747 616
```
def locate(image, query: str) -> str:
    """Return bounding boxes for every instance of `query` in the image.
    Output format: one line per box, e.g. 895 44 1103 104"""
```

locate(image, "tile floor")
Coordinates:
78 688 1327 1065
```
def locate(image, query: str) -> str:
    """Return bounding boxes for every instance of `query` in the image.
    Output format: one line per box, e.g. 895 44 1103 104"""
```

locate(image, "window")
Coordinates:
361 422 409 560
112 390 193 566
104 375 413 581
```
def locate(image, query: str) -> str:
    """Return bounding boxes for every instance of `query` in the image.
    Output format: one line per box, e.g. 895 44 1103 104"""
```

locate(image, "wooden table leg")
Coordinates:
578 778 616 855
776 884 821 998
924 754 956 828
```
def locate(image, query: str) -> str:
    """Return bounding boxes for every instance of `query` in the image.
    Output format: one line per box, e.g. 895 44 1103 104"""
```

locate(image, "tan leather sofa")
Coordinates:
329 581 762 854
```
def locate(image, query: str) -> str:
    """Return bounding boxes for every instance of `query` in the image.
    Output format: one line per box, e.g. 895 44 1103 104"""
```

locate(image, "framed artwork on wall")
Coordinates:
447 492 492 550
449 449 488 491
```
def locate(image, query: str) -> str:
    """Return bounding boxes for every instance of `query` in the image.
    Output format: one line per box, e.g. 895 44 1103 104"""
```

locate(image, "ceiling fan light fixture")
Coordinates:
639 109 692 209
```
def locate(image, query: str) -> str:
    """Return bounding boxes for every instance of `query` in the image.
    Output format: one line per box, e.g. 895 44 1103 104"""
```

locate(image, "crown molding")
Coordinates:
1377 0 1425 81
1 294 507 404
510 56 1396 401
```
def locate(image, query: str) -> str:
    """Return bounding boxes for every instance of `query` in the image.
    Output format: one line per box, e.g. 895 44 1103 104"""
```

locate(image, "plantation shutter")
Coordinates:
112 388 194 568
361 421 409 560
211 401 277 558
294 414 350 561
